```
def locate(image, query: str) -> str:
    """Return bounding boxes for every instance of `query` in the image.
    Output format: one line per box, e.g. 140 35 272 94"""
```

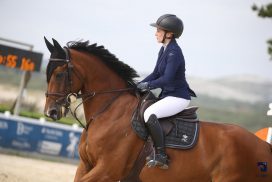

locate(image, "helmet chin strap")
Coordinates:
162 32 167 43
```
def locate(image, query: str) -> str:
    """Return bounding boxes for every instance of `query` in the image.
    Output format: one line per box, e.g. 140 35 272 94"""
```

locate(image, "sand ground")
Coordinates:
0 153 77 182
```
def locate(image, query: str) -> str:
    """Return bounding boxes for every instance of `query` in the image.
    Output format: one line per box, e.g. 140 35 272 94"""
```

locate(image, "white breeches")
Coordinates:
144 96 190 122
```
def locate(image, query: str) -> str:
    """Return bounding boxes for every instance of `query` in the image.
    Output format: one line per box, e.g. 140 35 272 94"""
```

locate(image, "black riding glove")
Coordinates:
137 82 149 91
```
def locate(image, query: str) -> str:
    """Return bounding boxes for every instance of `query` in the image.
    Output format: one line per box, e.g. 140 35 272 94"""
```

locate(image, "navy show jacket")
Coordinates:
141 39 195 100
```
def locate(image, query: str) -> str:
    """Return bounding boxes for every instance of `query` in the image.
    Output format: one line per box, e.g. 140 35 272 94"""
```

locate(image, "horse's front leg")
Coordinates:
78 163 117 182
74 131 94 181
74 160 93 182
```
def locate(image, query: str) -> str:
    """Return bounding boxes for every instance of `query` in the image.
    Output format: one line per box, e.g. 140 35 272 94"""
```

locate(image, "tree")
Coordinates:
252 3 272 60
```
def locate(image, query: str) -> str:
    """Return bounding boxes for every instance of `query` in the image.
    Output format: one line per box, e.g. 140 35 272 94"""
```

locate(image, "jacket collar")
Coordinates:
164 39 177 51
158 39 177 60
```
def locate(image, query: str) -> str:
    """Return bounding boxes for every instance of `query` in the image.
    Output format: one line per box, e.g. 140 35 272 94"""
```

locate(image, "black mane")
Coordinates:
67 41 139 85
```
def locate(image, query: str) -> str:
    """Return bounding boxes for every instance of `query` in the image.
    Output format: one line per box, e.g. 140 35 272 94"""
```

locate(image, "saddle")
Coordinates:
131 91 199 149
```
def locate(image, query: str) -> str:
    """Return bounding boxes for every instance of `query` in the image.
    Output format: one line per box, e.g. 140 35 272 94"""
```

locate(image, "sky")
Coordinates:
0 0 271 79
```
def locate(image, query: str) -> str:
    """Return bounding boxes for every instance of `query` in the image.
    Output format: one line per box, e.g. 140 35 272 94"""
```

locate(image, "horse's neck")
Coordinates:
77 54 132 125
74 51 144 177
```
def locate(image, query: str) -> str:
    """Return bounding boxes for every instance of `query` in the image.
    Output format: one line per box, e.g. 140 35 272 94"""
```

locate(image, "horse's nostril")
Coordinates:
48 108 58 120
49 109 57 115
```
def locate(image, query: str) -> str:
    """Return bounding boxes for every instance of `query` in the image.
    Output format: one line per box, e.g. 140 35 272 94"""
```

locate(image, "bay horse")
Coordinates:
44 37 272 182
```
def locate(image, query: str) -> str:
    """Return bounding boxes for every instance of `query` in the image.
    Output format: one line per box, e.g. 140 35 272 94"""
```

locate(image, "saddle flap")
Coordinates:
160 121 174 136
138 91 157 121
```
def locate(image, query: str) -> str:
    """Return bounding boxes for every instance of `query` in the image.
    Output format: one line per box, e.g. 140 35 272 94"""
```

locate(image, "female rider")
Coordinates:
137 14 196 169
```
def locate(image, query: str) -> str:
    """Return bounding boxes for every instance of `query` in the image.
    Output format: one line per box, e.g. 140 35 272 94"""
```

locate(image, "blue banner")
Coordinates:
0 114 82 160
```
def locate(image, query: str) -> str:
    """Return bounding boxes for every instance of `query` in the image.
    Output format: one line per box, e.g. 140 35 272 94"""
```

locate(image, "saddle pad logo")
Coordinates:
181 134 188 143
257 162 268 172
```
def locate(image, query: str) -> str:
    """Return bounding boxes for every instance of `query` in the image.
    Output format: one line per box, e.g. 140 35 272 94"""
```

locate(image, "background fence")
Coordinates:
0 113 82 160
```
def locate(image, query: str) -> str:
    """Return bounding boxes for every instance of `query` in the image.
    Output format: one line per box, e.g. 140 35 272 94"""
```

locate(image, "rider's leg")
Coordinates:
144 96 190 169
145 114 168 169
144 96 190 121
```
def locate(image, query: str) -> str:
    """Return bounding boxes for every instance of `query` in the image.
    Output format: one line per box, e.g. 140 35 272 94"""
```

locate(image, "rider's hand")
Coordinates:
137 82 149 91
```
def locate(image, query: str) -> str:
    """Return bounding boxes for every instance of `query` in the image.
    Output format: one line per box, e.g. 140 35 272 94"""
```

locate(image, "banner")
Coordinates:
0 114 82 160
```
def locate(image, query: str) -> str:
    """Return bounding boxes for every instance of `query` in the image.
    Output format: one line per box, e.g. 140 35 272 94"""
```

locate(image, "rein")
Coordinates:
45 47 137 130
69 87 135 130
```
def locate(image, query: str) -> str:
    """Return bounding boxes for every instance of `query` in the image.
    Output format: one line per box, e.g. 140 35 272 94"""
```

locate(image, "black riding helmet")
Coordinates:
150 14 184 38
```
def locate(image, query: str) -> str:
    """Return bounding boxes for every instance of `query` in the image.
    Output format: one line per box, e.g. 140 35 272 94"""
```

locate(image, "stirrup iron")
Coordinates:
146 159 169 169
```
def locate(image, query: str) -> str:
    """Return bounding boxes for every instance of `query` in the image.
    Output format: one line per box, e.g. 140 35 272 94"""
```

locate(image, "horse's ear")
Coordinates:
44 36 54 53
52 38 63 51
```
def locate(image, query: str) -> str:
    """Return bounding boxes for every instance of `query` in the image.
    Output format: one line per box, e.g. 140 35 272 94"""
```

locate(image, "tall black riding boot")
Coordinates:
145 114 169 169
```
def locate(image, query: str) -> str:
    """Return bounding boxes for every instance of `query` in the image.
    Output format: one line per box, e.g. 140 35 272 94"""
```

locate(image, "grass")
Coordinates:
0 104 82 127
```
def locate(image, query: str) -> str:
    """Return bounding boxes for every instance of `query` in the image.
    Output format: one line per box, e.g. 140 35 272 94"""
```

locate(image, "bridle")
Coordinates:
45 47 80 111
45 47 137 130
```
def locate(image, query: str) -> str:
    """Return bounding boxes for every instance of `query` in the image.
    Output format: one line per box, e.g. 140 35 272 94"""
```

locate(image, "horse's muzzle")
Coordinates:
45 107 61 121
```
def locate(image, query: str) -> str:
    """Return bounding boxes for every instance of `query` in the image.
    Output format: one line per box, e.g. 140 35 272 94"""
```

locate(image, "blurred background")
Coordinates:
0 0 271 181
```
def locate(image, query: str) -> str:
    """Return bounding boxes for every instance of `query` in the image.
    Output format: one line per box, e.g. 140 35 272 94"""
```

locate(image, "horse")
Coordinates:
44 37 272 182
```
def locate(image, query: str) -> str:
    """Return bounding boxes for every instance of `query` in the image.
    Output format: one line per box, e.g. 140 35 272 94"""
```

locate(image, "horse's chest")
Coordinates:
85 128 113 153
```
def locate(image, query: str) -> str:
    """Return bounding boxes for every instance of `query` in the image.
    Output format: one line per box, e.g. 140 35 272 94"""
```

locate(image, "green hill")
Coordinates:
191 95 271 132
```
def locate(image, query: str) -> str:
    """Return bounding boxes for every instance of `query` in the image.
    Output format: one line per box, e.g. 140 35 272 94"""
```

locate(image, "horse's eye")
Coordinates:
56 72 64 79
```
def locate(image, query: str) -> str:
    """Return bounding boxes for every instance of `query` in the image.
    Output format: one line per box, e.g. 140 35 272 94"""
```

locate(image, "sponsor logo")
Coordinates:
257 162 268 172
16 123 33 135
257 162 268 177
0 121 8 129
66 132 79 157
41 127 63 136
181 134 188 143
11 140 31 149
38 140 62 155
41 127 63 140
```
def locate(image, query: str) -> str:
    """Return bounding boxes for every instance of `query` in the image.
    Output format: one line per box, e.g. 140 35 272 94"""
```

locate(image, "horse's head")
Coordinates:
44 37 82 120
